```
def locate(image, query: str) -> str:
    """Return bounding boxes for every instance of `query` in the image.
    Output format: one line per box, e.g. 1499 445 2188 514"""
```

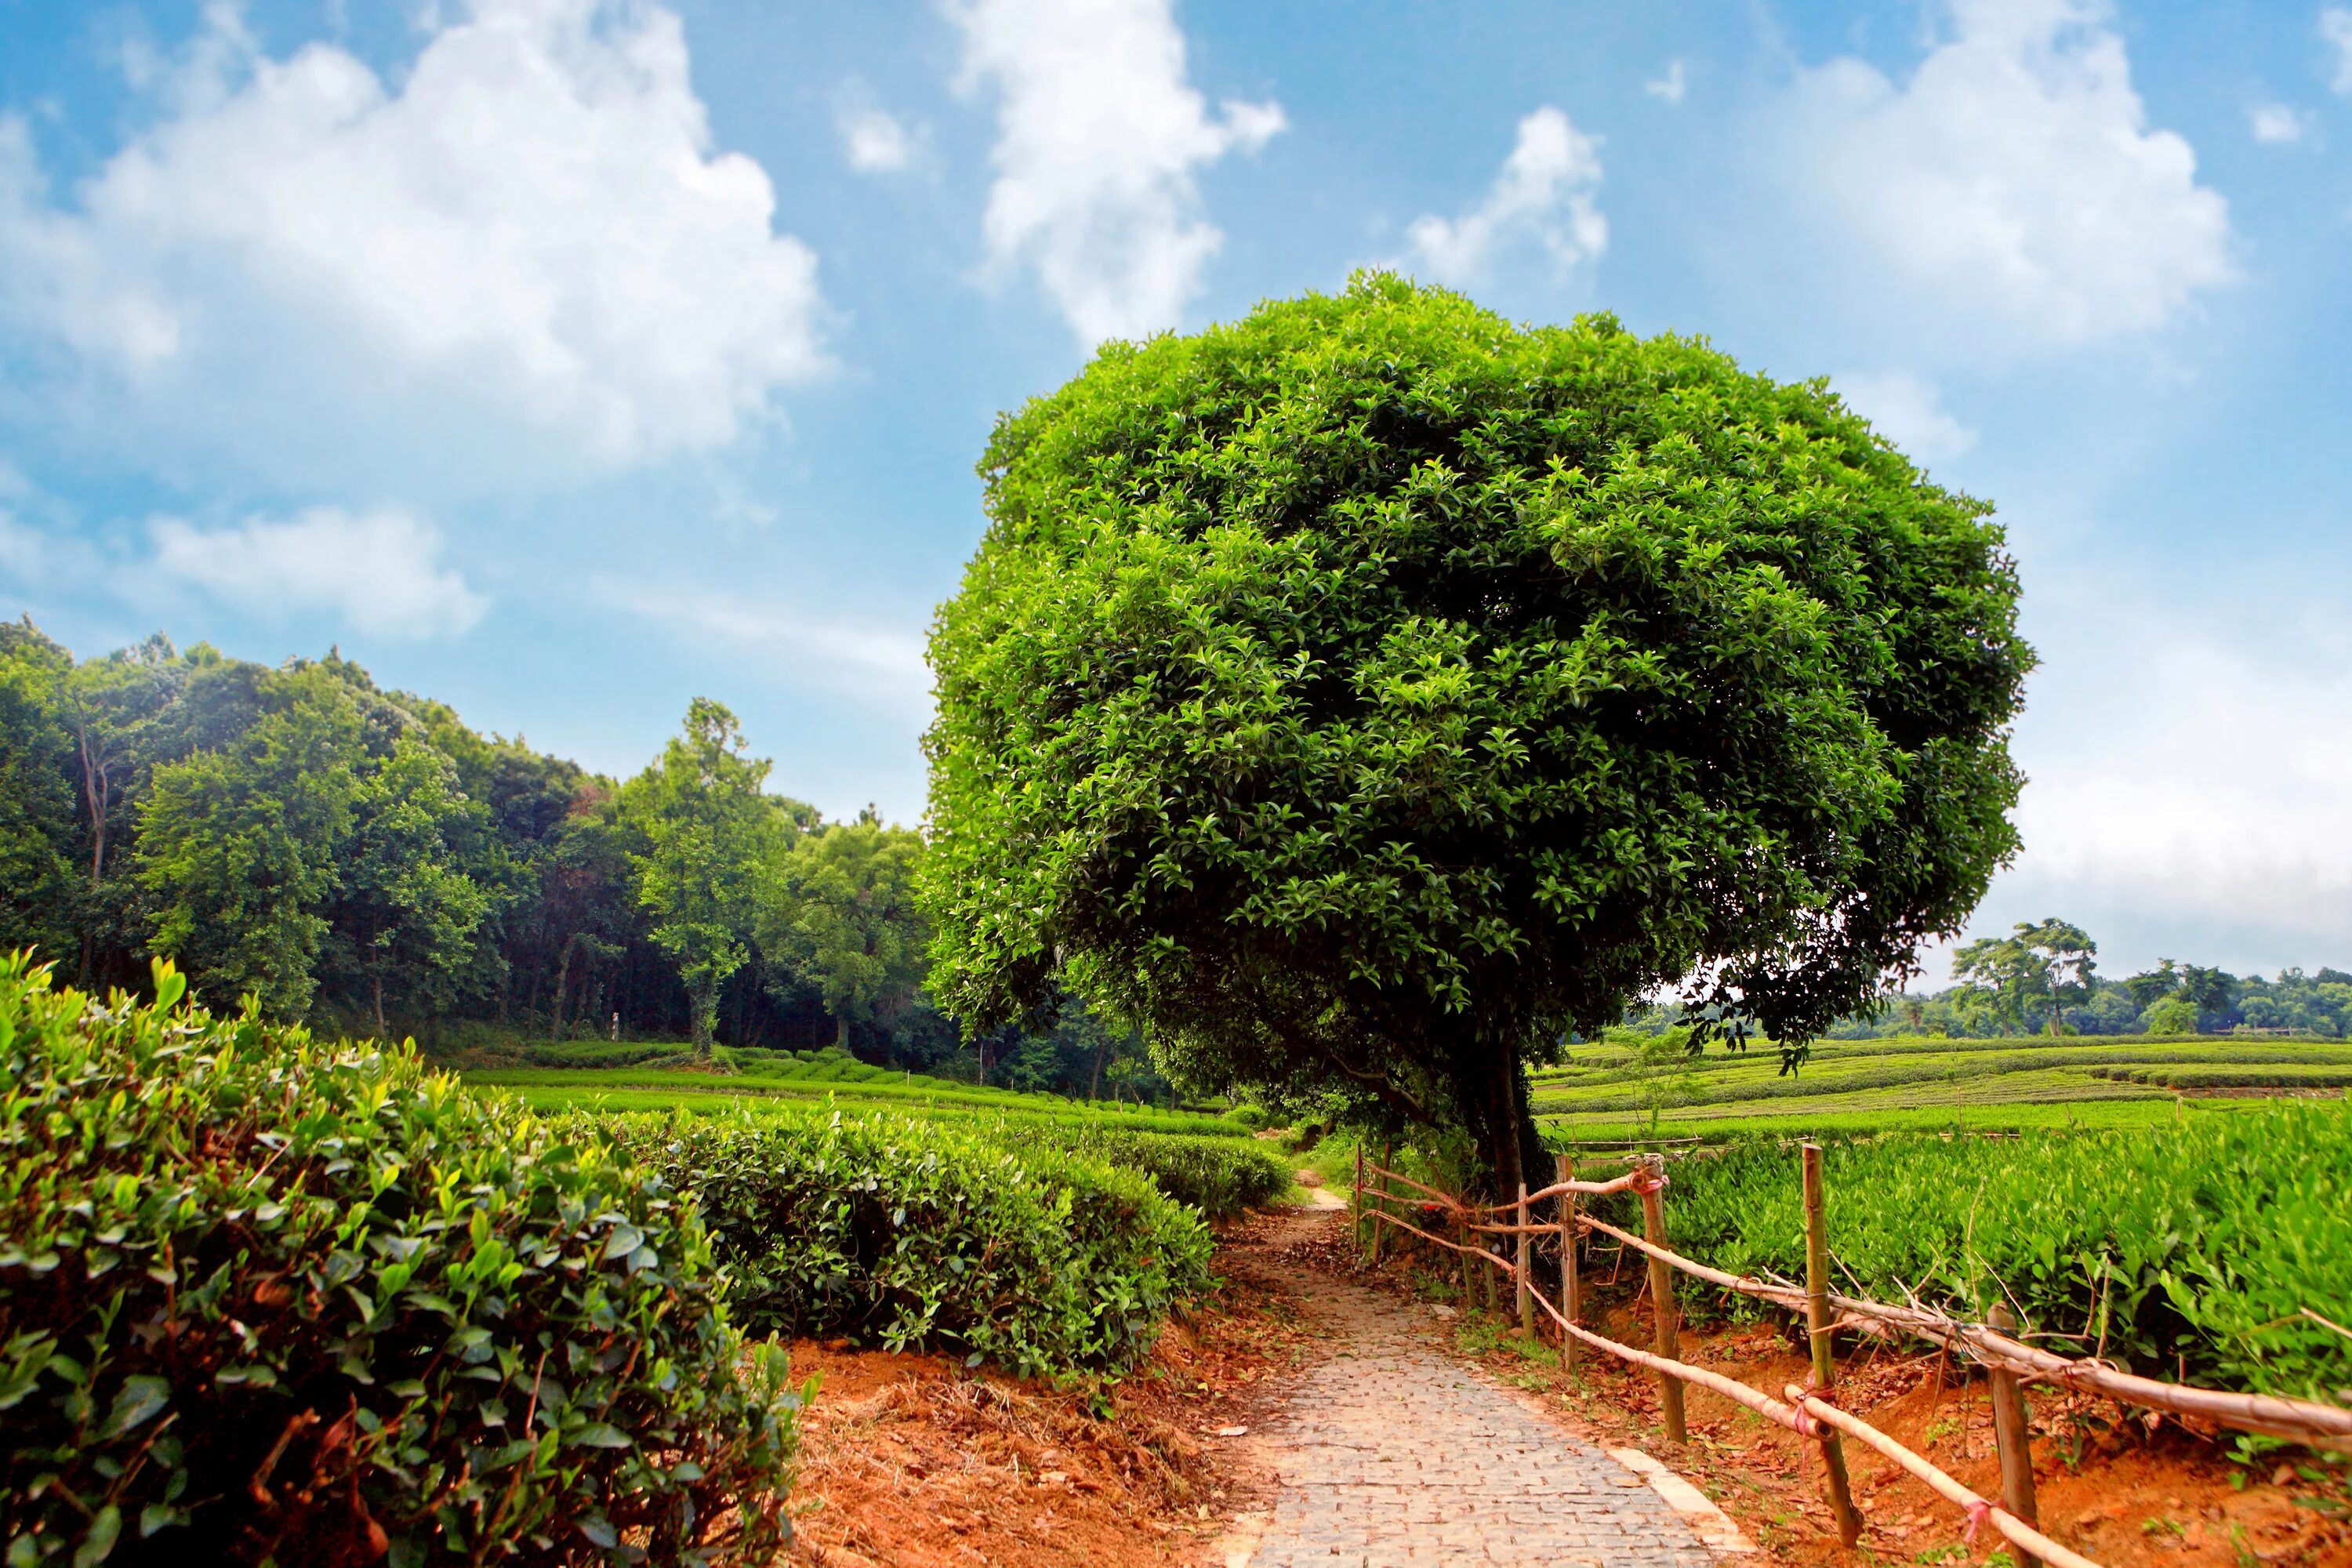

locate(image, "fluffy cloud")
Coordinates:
151 507 485 637
2325 8 2352 95
0 0 824 492
2248 103 2309 143
1405 107 1605 285
838 102 917 173
1831 370 1976 463
1783 0 2232 347
1997 629 2352 962
947 0 1284 345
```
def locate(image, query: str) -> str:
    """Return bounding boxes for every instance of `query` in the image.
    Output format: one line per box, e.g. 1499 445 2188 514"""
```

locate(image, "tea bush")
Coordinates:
1030 1126 1290 1218
600 1108 1213 1378
0 956 804 1568
1636 1106 2352 1403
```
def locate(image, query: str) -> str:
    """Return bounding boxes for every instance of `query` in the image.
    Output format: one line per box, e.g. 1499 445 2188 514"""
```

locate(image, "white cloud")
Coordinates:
2325 7 2352 94
1405 107 1606 285
1999 630 2352 960
838 102 916 173
606 579 929 710
151 507 485 637
1645 60 1687 105
1782 0 2232 347
0 0 825 492
1832 370 1976 463
946 0 1284 346
2249 102 2308 143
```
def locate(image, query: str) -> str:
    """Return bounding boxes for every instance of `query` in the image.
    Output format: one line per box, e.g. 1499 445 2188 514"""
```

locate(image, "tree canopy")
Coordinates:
922 274 2034 1194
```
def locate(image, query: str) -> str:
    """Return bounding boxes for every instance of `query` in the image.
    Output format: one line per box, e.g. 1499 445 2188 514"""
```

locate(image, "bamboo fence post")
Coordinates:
1801 1143 1862 1547
1555 1152 1579 1374
1457 1208 1475 1308
1373 1139 1392 1265
1354 1145 1366 1257
1639 1154 1687 1444
1988 1301 2042 1566
1516 1181 1534 1336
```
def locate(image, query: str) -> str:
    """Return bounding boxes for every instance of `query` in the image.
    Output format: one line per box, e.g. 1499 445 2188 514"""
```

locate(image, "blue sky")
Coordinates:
3 0 2350 983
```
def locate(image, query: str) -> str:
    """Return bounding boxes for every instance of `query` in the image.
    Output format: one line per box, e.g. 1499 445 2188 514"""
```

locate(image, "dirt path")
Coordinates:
1225 1211 1724 1568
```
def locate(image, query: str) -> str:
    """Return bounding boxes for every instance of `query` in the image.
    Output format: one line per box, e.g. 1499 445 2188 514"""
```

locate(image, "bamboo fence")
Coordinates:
1352 1143 2352 1566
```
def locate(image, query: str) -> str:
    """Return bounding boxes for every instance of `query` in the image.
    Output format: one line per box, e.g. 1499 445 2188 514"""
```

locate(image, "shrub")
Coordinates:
1641 1107 2352 1402
1033 1127 1290 1218
0 956 804 1568
600 1108 1211 1378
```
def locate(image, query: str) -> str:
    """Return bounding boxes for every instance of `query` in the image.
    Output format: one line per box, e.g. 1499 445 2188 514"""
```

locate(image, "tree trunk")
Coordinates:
834 1011 848 1051
372 970 387 1038
1461 1041 1543 1206
551 933 579 1043
690 972 718 1058
1091 1041 1105 1101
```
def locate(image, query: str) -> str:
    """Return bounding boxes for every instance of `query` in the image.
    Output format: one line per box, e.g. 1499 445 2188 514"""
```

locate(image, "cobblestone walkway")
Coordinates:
1243 1220 1717 1568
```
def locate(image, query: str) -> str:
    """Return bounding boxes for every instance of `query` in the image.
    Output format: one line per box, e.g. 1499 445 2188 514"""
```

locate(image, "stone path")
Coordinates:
1236 1215 1722 1568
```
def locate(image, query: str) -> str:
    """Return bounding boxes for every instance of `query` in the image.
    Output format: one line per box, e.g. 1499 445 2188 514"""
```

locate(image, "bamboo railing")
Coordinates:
1352 1143 2352 1565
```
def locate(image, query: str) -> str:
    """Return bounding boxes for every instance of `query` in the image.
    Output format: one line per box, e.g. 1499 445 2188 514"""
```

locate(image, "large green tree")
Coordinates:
323 738 499 1035
135 666 368 1015
0 621 78 962
756 809 927 1050
1952 917 2097 1034
922 276 2031 1196
622 698 775 1054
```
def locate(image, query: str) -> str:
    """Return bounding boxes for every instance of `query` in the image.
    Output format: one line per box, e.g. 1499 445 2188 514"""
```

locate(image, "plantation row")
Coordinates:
1586 1109 2352 1406
0 960 1287 1566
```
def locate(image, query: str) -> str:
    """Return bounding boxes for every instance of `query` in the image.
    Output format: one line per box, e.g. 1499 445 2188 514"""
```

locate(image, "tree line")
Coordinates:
1801 918 2344 1040
0 619 1168 1098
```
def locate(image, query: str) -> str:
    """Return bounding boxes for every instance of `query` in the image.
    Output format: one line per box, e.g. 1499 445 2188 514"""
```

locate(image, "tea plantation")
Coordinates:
1533 1032 2352 1141
0 962 1288 1567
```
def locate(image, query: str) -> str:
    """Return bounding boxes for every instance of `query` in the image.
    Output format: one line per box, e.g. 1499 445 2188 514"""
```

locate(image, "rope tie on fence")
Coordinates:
1628 1167 1669 1196
1961 1497 1994 1544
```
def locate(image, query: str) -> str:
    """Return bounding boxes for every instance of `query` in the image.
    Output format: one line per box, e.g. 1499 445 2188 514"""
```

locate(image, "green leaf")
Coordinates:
100 1375 171 1438
73 1506 121 1568
568 1423 633 1450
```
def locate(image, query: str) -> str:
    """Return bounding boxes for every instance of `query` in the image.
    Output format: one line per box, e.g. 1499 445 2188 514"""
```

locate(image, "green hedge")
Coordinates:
1030 1126 1290 1218
0 956 804 1568
600 1109 1212 1378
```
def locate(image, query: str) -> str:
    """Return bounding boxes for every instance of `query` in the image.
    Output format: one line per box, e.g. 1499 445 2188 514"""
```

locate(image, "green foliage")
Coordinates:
0 624 78 963
598 1107 1213 1378
2142 995 2201 1036
620 699 779 1054
1951 918 2098 1034
0 955 804 1567
923 273 2032 1196
134 665 369 1016
1631 1106 2352 1402
1025 1125 1291 1217
757 813 927 1047
325 739 501 1033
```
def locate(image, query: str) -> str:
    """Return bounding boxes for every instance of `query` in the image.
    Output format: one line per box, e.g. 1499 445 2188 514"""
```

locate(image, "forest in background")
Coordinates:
0 618 1170 1099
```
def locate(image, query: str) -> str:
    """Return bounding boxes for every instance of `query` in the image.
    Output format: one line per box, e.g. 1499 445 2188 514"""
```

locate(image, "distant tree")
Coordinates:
536 793 636 1040
622 699 775 1054
135 666 367 1015
2141 995 2199 1036
1952 918 2095 1034
757 808 927 1051
323 739 498 1035
0 623 79 962
2122 959 2181 1013
924 276 2033 1199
